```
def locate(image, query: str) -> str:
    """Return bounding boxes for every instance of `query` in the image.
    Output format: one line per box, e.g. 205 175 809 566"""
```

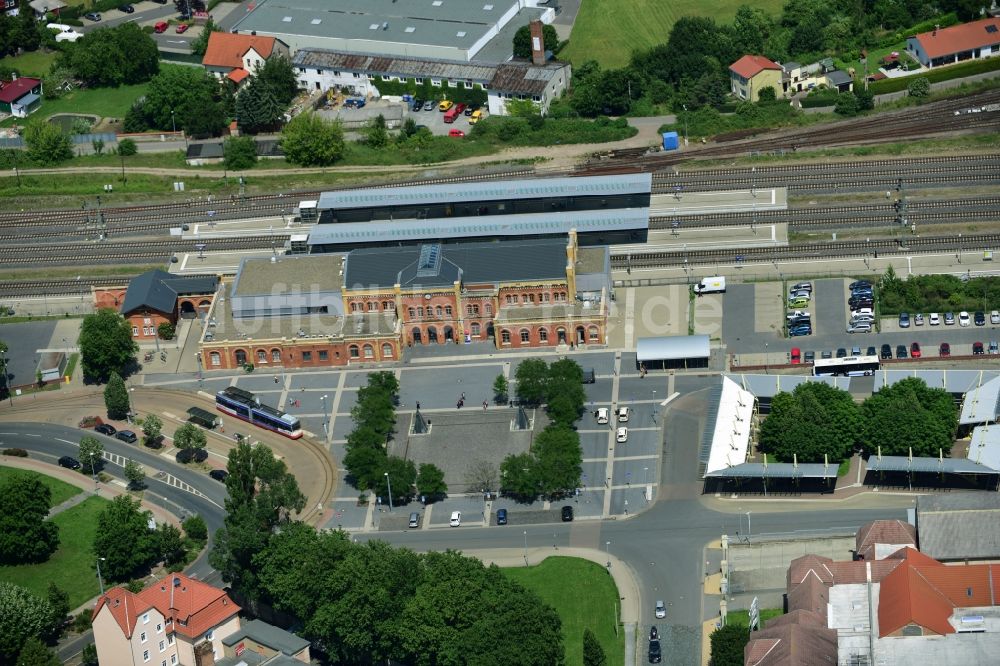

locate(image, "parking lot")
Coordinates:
320 97 485 136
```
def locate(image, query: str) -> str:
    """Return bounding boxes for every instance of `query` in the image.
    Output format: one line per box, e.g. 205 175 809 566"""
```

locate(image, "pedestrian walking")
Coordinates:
416 401 421 410
273 375 279 384
483 400 488 411
461 392 466 401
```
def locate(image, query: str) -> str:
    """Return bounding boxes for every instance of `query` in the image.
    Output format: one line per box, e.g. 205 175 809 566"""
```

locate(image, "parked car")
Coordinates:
789 324 812 337
896 345 907 359
617 406 630 422
448 129 465 137
898 312 910 328
154 21 168 33
438 100 454 111
422 100 434 111
616 427 629 443
175 23 189 33
561 505 574 522
849 299 874 309
118 4 134 12
959 311 971 327
410 98 423 111
788 297 810 308
791 347 801 364
849 280 871 290
837 348 848 358
788 316 811 327
449 511 462 527
881 344 892 359
596 407 610 424
792 282 812 292
973 341 985 355
58 456 81 470
95 423 116 436
945 312 956 325
929 312 941 326
975 311 986 326
496 508 508 525
851 346 862 356
992 311 1000 325
939 342 951 356
866 346 877 357
84 11 101 21
914 313 924 326
115 430 137 444
990 340 999 354
654 600 667 619
804 350 815 363
789 289 811 300
464 104 479 116
469 109 483 124
454 102 467 114
847 322 872 334
821 350 833 359
209 469 228 482
910 342 922 358
648 639 662 664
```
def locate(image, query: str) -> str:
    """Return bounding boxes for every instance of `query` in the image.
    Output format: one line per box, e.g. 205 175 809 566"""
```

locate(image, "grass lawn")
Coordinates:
0 465 82 506
726 608 784 628
0 495 108 608
560 0 786 69
503 557 624 666
0 50 58 78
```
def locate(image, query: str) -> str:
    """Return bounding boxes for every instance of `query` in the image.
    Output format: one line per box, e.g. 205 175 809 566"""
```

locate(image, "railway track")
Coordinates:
611 232 1000 268
2 235 290 266
650 196 1000 230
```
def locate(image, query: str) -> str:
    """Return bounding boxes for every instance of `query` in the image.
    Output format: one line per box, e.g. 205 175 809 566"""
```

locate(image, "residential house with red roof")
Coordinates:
906 18 1000 69
729 55 782 102
202 32 290 86
0 75 42 118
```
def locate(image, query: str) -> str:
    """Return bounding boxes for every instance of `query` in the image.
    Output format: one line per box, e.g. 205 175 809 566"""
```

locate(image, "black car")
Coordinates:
411 98 423 112
464 103 481 116
115 430 137 444
95 423 116 436
118 4 134 12
896 344 908 359
787 316 811 326
804 350 815 363
209 469 229 482
177 448 209 464
496 508 508 525
58 456 81 470
849 298 873 308
866 346 877 356
648 639 662 664
836 348 847 358
881 344 892 359
561 505 574 522
850 280 872 290
975 311 986 326
821 350 833 359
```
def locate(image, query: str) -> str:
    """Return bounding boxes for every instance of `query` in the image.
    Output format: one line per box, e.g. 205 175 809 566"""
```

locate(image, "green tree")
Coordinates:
142 413 162 447
94 495 156 581
0 583 54 662
123 459 145 489
173 423 207 462
533 426 582 497
854 86 875 111
235 74 285 133
154 523 186 566
758 382 860 462
61 22 158 86
492 374 509 403
103 372 130 420
256 54 299 105
79 309 137 383
834 93 859 116
398 117 419 140
583 628 607 666
183 93 228 138
376 455 417 504
416 463 447 501
709 623 749 666
860 377 956 457
364 113 390 148
182 514 208 542
117 137 137 156
22 120 72 165
907 76 930 98
280 112 345 166
512 23 559 58
190 17 222 56
140 66 227 135
44 583 69 641
731 5 773 55
515 358 549 405
15 637 59 666
343 442 388 490
210 441 305 602
10 9 42 53
500 452 539 499
157 322 175 340
224 135 257 170
0 473 59 564
81 644 98 666
757 86 777 102
78 435 104 474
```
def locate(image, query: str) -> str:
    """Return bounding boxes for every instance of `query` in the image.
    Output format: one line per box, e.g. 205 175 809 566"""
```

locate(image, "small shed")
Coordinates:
37 351 66 383
636 335 710 371
662 131 679 151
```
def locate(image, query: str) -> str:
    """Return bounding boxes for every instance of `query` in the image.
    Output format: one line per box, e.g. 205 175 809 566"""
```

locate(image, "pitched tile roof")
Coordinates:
729 55 782 79
203 32 277 70
856 519 917 561
0 77 42 104
912 18 1000 59
744 621 838 666
788 575 830 622
787 553 903 587
95 573 241 640
120 269 218 315
228 69 251 84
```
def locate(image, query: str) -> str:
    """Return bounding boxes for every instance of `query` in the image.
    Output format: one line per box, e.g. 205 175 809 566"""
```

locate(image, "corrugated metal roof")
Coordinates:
960 375 1000 425
636 335 709 361
865 455 996 474
342 238 567 289
705 462 837 478
307 208 650 246
967 426 1000 470
293 48 499 82
317 173 652 210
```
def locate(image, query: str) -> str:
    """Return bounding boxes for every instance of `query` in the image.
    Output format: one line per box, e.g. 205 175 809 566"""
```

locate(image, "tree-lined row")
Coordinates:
759 377 958 462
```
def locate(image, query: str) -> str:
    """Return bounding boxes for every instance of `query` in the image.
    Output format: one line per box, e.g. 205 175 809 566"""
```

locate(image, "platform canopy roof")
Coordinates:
637 335 710 362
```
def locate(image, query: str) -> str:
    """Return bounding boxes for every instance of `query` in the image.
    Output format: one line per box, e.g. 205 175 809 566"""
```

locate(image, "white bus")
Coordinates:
812 355 880 377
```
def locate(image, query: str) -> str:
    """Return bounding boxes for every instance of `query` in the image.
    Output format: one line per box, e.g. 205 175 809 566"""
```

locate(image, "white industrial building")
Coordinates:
229 0 555 63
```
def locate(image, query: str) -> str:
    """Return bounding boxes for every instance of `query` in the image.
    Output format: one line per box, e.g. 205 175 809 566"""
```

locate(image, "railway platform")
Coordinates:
650 187 787 217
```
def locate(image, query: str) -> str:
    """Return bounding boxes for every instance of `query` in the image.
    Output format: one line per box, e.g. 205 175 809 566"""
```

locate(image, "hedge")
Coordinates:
800 90 841 108
372 77 487 106
867 56 1000 95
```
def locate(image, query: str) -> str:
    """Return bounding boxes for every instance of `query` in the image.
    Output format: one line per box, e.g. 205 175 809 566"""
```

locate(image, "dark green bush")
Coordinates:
1 448 28 457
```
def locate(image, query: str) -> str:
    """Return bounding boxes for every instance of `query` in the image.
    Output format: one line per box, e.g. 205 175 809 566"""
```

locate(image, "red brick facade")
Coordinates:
93 285 215 341
202 336 401 371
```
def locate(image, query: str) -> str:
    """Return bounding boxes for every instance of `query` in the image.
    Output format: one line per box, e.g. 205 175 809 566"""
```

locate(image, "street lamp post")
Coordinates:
320 394 329 435
96 556 106 596
746 511 752 545
764 342 769 375
384 472 393 512
523 530 528 565
643 466 648 485
751 167 757 198
89 450 99 493
682 104 688 145
605 540 611 568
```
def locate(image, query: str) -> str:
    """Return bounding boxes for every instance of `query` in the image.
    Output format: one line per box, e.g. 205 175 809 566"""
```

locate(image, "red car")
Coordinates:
175 23 189 33
939 342 951 357
448 129 465 137
454 103 467 115
910 342 921 358
790 347 801 364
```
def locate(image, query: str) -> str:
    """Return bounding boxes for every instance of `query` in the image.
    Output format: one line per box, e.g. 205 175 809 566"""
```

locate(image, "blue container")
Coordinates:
662 131 680 151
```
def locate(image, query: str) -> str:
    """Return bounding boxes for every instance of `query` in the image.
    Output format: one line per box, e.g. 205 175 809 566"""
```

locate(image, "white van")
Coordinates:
449 511 461 527
47 23 82 42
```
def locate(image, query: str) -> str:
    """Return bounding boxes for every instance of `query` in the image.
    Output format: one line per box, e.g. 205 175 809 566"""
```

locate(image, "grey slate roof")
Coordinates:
826 69 853 86
916 492 1000 561
120 270 218 315
221 619 310 655
317 173 651 211
343 239 567 290
293 48 499 83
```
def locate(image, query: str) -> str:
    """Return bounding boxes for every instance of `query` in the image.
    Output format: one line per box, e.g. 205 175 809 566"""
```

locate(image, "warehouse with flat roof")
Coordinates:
229 0 553 62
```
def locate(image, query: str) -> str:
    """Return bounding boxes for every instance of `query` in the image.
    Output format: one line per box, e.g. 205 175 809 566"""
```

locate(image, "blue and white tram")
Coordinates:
215 387 303 439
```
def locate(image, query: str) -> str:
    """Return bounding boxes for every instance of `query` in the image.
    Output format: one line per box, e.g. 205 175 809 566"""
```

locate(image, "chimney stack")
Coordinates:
933 24 939 35
529 20 546 66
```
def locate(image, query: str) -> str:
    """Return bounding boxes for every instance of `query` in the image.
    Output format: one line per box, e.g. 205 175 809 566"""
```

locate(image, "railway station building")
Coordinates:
198 232 609 369
304 173 652 252
95 270 219 341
